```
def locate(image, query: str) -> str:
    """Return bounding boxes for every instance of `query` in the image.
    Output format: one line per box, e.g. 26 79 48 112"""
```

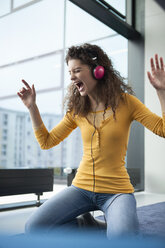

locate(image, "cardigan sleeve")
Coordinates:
126 93 165 138
34 112 77 149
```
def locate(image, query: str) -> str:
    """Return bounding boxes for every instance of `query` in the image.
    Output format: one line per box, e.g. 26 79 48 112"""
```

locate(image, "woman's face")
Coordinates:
68 59 98 98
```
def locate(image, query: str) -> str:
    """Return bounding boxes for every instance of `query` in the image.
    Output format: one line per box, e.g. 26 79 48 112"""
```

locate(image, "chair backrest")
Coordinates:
67 168 141 188
0 168 54 196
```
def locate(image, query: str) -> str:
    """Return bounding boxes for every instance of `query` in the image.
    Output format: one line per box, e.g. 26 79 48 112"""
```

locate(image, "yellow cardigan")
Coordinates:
34 93 165 193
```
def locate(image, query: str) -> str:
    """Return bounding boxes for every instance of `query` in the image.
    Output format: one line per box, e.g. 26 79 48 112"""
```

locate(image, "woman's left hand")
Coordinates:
147 54 165 91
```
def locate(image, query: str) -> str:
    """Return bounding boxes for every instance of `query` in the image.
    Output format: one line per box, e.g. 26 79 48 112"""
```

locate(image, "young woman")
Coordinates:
17 43 165 239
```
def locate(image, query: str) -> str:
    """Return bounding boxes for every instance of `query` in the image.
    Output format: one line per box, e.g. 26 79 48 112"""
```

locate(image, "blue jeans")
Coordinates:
25 185 139 239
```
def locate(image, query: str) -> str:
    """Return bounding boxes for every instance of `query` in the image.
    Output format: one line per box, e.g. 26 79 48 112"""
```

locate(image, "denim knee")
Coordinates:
104 194 139 239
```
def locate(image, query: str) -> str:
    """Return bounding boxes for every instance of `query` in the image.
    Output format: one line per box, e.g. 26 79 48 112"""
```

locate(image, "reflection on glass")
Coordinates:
0 53 62 97
0 0 10 16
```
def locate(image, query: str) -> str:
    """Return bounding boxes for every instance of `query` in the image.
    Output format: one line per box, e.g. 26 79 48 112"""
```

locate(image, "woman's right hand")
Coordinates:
17 79 36 109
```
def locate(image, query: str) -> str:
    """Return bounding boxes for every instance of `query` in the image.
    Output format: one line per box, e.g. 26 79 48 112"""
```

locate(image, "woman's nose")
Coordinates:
70 72 76 81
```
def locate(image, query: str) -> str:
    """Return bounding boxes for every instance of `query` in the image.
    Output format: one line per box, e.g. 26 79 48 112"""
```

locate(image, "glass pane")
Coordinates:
0 0 64 65
66 1 116 47
104 0 126 16
37 91 63 115
0 91 62 114
0 90 82 171
0 0 10 16
0 91 64 170
14 0 33 8
64 62 70 89
94 35 128 78
0 53 62 97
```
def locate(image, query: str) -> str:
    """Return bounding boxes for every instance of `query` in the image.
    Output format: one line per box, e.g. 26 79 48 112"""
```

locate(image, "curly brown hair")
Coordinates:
64 43 134 118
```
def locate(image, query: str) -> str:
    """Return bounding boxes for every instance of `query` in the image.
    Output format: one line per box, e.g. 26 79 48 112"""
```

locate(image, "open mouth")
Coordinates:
75 81 84 91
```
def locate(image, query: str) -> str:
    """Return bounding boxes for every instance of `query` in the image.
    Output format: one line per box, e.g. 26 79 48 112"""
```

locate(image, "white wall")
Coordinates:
145 0 165 193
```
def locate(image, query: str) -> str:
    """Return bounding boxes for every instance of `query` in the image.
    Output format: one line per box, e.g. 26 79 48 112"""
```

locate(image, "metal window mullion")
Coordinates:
11 0 14 12
12 0 42 13
60 0 67 176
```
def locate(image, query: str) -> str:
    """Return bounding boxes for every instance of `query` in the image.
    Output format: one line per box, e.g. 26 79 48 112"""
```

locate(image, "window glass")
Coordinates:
0 0 64 65
37 91 63 115
0 91 62 114
0 0 10 17
65 1 116 47
0 92 63 169
94 35 128 78
0 0 128 186
0 53 62 97
0 0 65 178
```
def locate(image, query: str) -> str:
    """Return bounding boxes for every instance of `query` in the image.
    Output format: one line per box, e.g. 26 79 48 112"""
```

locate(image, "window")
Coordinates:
27 160 31 165
1 160 7 167
1 144 7 156
0 1 10 16
0 0 64 173
27 145 31 150
0 0 127 175
0 0 143 192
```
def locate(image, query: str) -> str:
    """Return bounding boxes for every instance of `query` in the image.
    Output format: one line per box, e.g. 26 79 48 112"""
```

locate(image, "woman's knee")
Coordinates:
25 213 39 233
105 194 139 239
106 214 139 239
25 218 32 233
24 186 89 233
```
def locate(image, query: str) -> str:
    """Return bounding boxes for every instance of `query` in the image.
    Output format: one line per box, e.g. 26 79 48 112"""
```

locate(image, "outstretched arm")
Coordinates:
17 80 77 149
147 54 165 113
17 79 43 129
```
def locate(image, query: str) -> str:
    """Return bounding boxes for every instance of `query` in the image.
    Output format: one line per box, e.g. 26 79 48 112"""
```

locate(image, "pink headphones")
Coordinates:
91 56 105 80
93 65 105 79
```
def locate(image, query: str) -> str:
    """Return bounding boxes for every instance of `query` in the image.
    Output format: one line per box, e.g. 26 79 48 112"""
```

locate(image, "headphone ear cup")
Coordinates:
93 65 105 79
